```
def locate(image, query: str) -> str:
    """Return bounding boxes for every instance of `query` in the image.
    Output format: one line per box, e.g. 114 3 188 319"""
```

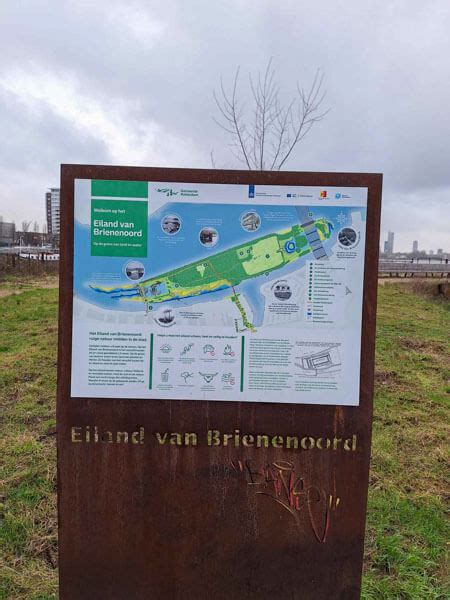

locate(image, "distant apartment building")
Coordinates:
46 188 60 245
0 220 15 246
386 231 394 255
412 240 419 253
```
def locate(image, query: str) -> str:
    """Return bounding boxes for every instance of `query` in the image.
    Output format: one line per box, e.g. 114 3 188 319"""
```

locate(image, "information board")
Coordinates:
72 179 367 405
57 165 382 599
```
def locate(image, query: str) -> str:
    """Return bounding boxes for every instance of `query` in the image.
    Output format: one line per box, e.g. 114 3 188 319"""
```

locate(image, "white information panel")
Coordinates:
71 179 367 405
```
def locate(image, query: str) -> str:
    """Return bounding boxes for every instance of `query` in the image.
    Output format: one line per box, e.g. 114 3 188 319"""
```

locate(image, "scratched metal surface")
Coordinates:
57 165 382 599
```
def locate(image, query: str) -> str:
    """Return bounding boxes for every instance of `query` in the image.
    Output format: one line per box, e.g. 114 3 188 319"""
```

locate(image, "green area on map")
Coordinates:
91 218 330 329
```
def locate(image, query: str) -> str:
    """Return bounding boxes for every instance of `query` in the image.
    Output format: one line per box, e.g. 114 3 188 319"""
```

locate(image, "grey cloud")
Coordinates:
0 0 449 250
0 90 109 172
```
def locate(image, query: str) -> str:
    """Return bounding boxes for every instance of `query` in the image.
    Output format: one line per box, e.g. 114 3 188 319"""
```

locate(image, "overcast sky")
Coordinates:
0 0 449 252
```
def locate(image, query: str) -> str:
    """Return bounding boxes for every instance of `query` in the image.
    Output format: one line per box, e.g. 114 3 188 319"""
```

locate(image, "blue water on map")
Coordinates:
73 202 365 322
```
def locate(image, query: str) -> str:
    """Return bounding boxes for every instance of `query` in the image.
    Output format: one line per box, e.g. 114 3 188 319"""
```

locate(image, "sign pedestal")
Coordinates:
57 165 382 599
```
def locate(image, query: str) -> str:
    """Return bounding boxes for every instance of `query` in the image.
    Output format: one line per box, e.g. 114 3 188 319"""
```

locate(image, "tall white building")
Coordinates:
46 188 60 244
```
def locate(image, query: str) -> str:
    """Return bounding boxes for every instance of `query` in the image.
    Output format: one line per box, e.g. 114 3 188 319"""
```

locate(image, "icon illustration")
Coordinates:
203 344 215 356
199 372 218 383
223 344 235 357
180 343 194 356
221 373 235 385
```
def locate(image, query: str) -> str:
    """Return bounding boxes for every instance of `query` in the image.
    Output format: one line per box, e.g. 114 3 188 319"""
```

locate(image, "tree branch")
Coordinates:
213 62 329 170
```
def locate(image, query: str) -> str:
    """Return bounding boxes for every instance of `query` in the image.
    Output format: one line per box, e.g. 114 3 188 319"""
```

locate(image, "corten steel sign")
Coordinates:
57 165 382 599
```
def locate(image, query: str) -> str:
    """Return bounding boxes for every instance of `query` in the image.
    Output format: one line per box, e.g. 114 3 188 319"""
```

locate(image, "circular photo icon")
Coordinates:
199 227 219 248
273 280 292 301
157 309 175 326
161 214 181 235
338 227 357 248
125 260 145 281
240 211 261 232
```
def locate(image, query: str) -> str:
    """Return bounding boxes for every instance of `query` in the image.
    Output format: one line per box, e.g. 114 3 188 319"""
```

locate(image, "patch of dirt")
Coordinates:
400 338 446 353
37 427 57 442
374 369 398 384
0 288 21 298
0 277 59 298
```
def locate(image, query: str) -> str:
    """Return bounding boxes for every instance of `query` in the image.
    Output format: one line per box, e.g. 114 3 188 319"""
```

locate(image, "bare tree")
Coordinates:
213 58 329 171
33 221 40 233
21 220 32 232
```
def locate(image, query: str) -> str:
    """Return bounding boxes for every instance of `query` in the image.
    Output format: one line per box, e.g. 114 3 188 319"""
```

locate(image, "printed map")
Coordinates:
71 179 368 405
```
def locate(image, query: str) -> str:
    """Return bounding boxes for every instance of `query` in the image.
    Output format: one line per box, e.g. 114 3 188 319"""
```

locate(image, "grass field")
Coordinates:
0 280 448 599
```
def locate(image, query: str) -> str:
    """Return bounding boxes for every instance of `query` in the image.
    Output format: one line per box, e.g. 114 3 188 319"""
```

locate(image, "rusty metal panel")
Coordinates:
57 165 382 599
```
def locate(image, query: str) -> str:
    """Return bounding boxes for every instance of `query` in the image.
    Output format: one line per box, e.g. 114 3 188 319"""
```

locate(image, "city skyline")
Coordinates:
1 183 448 254
2 194 447 255
0 2 449 253
380 230 447 256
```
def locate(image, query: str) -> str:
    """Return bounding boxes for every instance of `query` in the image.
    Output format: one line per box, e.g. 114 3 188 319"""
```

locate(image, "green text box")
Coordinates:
91 199 148 257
